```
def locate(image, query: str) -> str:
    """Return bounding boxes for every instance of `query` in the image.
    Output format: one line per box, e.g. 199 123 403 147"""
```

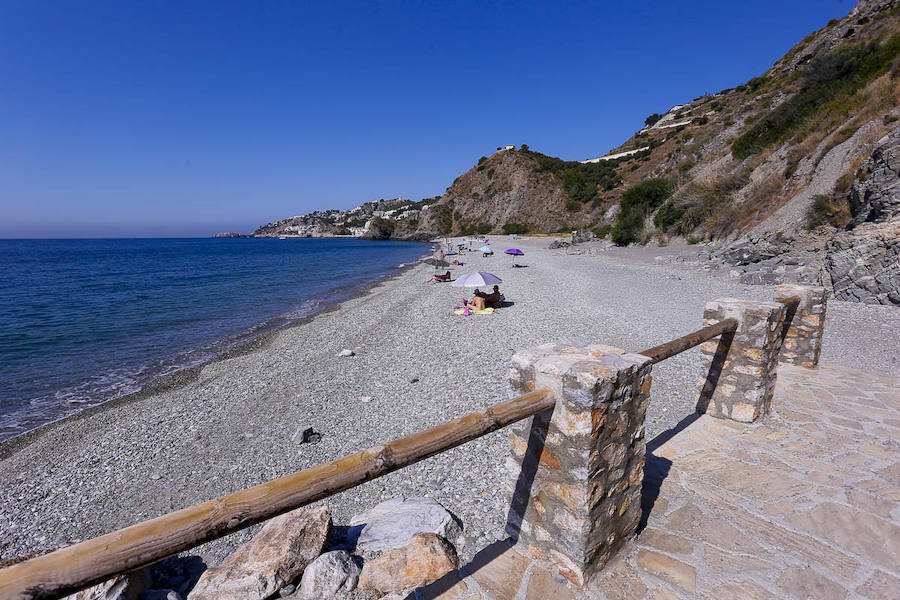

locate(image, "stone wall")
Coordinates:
774 284 827 368
696 299 786 423
505 343 651 587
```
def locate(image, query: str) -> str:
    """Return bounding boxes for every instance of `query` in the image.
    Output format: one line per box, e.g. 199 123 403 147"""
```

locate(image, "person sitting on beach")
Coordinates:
428 271 451 283
467 288 486 311
482 285 502 308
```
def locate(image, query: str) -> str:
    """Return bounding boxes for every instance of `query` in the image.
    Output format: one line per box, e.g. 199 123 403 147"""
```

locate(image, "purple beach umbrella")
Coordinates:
504 248 524 256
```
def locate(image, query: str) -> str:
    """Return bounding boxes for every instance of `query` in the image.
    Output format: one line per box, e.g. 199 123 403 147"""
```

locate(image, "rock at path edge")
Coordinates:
189 507 331 600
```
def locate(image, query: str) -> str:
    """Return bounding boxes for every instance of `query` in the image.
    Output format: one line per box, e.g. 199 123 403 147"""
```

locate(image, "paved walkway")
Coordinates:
406 363 900 599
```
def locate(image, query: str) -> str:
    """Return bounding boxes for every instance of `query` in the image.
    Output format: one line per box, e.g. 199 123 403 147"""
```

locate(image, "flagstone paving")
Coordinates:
405 362 900 599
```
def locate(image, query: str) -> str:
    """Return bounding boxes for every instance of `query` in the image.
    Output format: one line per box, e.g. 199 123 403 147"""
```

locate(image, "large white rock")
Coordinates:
296 550 360 599
350 497 462 554
190 507 331 600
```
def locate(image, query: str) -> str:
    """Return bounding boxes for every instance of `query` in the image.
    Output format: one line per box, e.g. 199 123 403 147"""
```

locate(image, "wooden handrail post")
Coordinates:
0 389 555 600
505 343 652 587
696 298 787 423
774 284 828 368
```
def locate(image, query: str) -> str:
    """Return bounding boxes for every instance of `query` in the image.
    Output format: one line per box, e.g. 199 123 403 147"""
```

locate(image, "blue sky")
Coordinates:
0 1 851 237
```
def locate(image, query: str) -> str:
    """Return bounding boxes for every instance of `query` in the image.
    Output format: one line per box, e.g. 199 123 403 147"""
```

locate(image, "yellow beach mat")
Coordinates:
452 307 495 315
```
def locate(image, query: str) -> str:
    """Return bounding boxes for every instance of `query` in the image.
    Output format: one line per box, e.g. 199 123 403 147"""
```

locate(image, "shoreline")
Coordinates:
0 249 430 459
1 237 897 566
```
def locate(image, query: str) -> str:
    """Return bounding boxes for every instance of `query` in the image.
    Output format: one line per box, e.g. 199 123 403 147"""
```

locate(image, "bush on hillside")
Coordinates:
502 223 530 235
732 33 900 159
645 113 662 126
592 224 612 239
518 148 621 207
807 194 852 229
654 201 686 231
611 178 674 245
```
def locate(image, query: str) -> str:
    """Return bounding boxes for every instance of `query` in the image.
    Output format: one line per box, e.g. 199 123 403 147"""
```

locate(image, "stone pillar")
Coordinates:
774 284 827 368
505 343 652 587
696 298 786 423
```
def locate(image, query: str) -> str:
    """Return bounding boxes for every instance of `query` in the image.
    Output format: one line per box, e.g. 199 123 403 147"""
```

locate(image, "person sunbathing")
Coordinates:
428 271 451 283
482 285 502 308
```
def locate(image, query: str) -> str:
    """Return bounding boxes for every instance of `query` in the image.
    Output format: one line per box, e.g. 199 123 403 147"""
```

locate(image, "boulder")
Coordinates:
825 221 900 305
350 497 462 554
190 507 331 600
849 127 900 226
297 550 361 599
358 533 459 595
64 569 152 600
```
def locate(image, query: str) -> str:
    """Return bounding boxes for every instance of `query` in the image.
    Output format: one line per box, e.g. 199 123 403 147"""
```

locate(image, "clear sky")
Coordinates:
0 0 852 237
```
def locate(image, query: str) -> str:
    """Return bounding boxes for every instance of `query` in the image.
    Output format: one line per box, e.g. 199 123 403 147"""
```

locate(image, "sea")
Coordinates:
0 237 430 442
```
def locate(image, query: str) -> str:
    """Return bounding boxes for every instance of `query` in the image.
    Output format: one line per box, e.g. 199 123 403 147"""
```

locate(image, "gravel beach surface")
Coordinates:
1 238 897 568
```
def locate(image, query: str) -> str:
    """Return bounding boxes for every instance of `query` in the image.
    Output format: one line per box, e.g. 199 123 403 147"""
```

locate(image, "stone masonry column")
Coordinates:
696 298 786 423
774 284 828 368
505 343 652 587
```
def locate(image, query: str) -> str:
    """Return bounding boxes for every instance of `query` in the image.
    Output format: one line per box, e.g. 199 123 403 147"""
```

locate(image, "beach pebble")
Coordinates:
278 584 295 597
410 377 420 383
360 396 373 403
337 349 355 357
300 428 322 444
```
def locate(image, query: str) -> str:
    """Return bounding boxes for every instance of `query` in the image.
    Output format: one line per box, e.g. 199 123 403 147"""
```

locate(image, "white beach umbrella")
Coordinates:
451 271 503 287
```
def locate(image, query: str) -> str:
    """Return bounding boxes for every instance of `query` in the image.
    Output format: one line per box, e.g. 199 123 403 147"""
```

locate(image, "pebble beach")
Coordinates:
1 237 898 568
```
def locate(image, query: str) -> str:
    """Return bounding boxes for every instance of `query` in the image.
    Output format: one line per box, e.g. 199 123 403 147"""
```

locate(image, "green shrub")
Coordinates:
732 34 900 159
475 223 492 235
807 194 852 229
746 76 769 91
645 113 662 126
592 224 612 238
518 147 621 204
834 173 854 193
692 116 709 125
686 234 701 245
502 223 530 235
478 156 488 165
611 178 674 245
654 201 686 231
565 199 581 212
433 204 453 234
885 114 899 124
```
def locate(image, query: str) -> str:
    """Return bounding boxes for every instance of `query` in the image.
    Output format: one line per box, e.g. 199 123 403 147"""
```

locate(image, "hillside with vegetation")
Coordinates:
252 0 898 302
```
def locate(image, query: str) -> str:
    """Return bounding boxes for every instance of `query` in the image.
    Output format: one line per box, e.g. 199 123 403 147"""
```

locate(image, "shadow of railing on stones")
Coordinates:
409 406 554 599
695 330 734 415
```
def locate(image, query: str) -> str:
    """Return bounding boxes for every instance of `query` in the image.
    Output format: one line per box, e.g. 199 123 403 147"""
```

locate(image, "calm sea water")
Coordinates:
0 238 429 441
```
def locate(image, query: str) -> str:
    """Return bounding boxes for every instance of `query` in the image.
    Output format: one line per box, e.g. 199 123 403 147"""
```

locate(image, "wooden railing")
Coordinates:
638 318 737 365
0 389 555 600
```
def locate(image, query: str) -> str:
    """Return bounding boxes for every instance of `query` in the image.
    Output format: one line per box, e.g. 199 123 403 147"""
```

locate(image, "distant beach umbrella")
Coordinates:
445 251 458 255
504 248 524 255
479 246 493 253
452 271 502 287
423 258 450 267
